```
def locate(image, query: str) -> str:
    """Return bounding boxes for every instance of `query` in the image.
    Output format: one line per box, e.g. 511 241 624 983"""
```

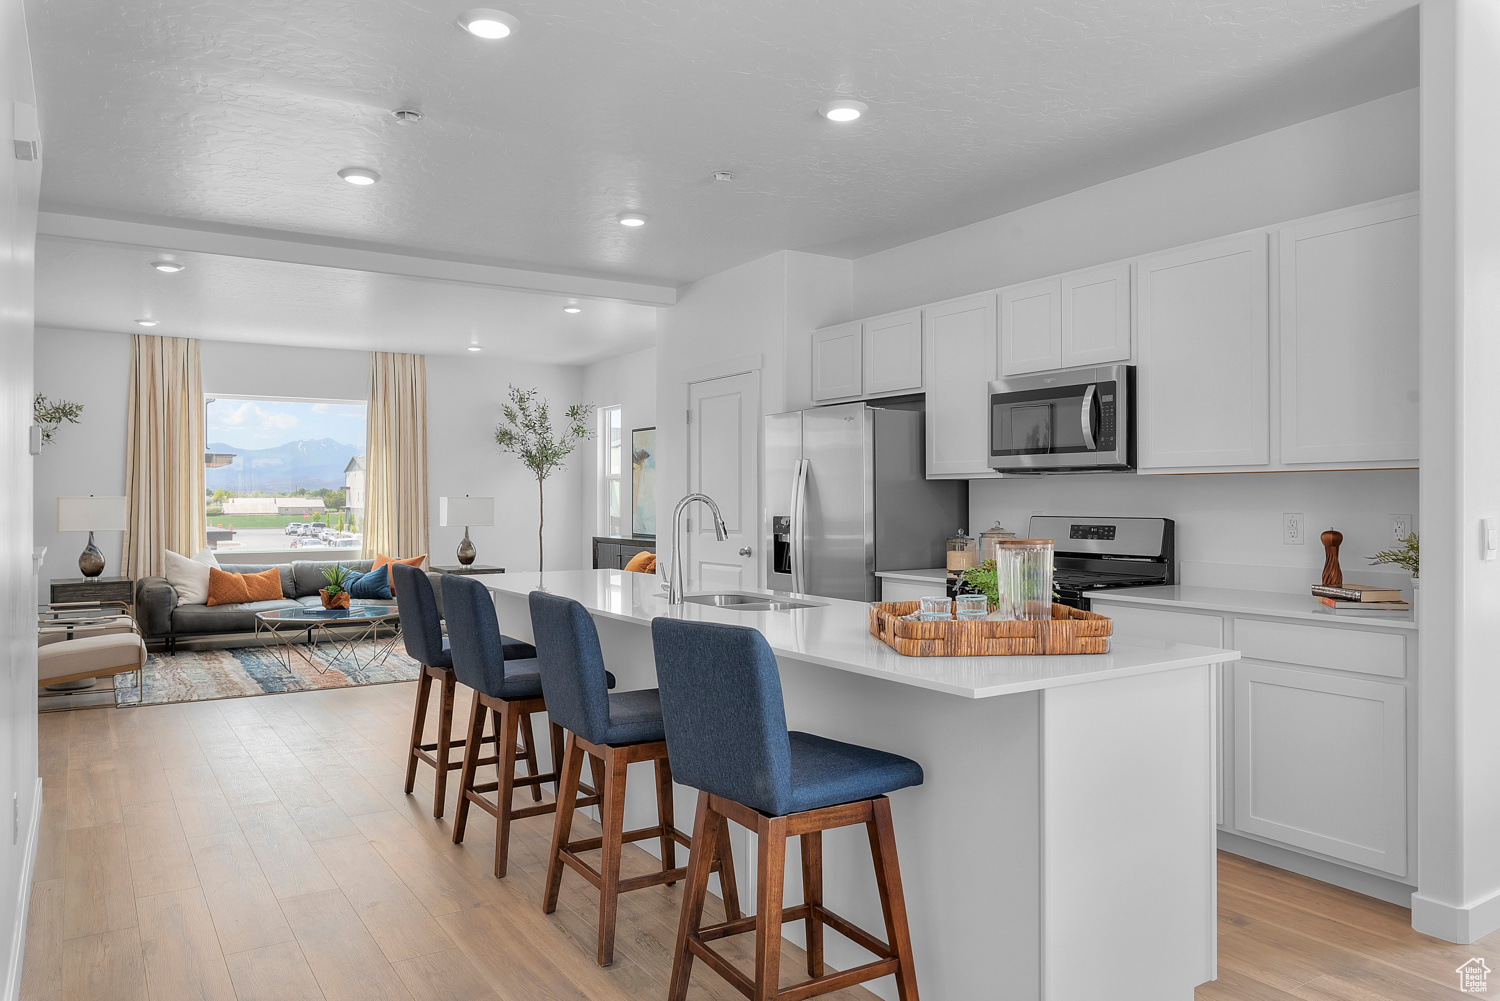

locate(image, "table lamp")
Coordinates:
439 496 494 566
56 495 128 578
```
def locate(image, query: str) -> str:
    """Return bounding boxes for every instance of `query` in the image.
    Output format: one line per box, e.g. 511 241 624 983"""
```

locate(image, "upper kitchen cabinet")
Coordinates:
1279 196 1419 466
923 293 998 478
999 277 1063 375
1136 233 1270 470
811 320 863 402
1061 263 1132 368
863 309 924 396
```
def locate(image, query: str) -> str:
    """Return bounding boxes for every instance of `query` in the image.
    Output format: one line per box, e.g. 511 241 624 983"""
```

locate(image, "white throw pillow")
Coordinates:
163 547 221 606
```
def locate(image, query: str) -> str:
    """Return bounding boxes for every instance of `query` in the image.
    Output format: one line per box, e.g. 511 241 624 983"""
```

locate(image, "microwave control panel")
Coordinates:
1097 388 1117 450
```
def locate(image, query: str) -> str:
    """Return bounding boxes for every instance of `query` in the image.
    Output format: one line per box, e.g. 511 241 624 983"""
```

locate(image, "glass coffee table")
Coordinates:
253 605 402 680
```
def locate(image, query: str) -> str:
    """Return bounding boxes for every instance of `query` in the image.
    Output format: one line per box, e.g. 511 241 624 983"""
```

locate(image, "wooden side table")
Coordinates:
431 565 505 577
50 576 134 616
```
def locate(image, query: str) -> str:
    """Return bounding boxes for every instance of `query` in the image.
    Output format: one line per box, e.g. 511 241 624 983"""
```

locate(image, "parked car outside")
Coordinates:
284 522 302 535
305 522 327 535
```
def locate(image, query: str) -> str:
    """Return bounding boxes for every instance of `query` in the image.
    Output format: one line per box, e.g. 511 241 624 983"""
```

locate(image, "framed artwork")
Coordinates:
631 427 656 537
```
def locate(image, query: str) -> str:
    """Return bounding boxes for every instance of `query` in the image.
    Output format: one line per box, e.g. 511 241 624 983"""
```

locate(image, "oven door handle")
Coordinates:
1080 384 1097 451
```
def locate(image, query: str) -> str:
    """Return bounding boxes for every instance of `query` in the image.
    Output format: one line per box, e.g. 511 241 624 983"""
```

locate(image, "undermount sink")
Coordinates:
681 592 826 612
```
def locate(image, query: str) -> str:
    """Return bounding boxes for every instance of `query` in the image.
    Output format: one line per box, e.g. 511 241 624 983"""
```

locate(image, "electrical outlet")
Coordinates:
1283 513 1304 546
1391 514 1412 542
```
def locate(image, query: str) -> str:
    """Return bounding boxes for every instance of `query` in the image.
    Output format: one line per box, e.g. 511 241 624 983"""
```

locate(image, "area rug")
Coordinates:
110 640 422 707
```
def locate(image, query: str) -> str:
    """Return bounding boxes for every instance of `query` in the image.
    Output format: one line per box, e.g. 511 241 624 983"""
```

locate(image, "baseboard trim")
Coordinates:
1217 831 1415 907
1412 884 1500 944
3 778 42 1001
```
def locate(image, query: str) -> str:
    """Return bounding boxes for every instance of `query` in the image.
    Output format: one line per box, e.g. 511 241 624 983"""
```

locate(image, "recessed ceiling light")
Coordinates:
467 345 482 352
150 260 184 273
391 108 423 123
712 171 736 182
337 167 380 185
617 212 647 227
563 306 581 314
819 99 868 123
457 8 518 39
135 319 158 327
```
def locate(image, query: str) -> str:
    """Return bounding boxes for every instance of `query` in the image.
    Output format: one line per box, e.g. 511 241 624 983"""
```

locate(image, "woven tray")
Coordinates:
868 600 1112 656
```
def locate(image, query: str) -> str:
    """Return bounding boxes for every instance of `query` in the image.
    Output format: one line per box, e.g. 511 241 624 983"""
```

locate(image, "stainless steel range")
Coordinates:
1028 515 1176 610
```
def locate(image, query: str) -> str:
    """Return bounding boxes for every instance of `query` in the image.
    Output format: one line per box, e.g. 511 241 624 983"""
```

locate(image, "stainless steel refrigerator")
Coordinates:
764 404 967 601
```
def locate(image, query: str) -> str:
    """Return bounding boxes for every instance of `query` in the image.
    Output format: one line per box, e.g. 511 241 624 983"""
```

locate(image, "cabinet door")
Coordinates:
1136 234 1270 469
1233 662 1406 876
811 321 863 401
1279 197 1419 464
863 310 923 396
999 277 1063 375
922 294 998 477
1062 262 1131 368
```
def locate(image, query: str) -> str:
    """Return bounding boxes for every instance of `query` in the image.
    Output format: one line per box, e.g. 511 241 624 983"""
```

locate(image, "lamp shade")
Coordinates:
56 496 127 533
439 496 494 528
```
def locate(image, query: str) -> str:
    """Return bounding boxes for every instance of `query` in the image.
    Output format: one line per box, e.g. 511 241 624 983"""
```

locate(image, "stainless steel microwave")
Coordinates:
987 364 1134 472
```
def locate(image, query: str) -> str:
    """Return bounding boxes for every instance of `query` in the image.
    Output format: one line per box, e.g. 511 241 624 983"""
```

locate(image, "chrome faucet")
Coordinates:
667 492 729 604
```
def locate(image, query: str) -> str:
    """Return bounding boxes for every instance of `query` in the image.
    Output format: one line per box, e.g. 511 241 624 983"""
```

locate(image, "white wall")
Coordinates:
580 347 656 564
425 354 587 574
851 88 1419 318
971 471 1419 594
2 0 40 992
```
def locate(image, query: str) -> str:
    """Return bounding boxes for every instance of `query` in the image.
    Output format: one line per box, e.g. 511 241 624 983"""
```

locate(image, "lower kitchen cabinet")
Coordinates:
1233 662 1407 876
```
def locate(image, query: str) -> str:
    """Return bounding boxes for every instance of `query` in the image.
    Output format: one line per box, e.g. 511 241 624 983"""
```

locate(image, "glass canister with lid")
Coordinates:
996 538 1055 621
945 528 978 595
978 522 1018 565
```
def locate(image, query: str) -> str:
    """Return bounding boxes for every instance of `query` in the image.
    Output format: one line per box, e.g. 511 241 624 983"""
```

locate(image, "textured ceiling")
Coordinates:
35 237 658 362
28 0 1419 288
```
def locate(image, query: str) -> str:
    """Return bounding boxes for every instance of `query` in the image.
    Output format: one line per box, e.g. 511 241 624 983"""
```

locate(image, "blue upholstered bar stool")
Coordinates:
652 618 923 1001
391 564 541 818
528 591 740 967
443 574 590 878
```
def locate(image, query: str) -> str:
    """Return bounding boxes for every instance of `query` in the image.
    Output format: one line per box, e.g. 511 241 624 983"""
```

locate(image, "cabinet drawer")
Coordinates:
1234 618 1405 679
1090 602 1223 648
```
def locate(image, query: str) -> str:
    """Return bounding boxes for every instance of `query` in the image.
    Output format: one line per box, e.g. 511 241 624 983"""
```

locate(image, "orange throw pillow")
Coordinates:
622 551 656 574
373 553 427 587
206 567 284 606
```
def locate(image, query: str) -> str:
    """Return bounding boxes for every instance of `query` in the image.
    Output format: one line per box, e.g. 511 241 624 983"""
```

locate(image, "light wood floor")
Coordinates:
18 682 1498 1001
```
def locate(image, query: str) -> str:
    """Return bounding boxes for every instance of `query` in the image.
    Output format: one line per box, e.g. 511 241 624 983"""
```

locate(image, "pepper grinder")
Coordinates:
1321 529 1344 588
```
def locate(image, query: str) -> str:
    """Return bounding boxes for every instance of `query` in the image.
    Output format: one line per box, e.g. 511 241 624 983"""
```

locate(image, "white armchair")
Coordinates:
38 601 145 705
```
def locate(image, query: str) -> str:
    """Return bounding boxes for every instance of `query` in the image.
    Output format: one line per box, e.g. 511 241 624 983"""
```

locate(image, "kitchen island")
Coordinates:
479 569 1240 1001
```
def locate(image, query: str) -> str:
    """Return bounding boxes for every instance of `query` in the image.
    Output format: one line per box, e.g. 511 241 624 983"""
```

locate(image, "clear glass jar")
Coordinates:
998 539 1055 621
945 529 978 574
978 522 1017 565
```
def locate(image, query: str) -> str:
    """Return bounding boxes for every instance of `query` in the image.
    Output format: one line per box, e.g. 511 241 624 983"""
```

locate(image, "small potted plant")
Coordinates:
320 564 354 610
1368 532 1419 615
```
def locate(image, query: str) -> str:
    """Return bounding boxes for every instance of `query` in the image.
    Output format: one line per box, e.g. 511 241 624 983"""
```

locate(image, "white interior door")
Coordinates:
686 371 760 592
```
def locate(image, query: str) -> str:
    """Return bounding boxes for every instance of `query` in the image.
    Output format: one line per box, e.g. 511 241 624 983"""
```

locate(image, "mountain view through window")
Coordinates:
204 397 367 554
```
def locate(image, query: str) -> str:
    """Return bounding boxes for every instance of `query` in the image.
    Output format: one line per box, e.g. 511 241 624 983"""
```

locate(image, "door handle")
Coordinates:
1080 384 1097 451
738 547 752 557
791 459 810 593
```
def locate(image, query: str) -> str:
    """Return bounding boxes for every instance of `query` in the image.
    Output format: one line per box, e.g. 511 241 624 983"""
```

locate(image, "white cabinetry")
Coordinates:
1234 662 1407 876
1062 263 1132 369
999 277 1062 375
1278 196 1419 465
811 321 863 402
922 294 998 478
862 309 923 396
1136 234 1270 470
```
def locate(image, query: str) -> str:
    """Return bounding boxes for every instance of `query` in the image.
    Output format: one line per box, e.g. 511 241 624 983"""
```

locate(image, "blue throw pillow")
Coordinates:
347 566 393 600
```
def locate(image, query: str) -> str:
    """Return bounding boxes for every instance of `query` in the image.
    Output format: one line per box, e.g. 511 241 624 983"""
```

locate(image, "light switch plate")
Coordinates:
1283 513 1304 546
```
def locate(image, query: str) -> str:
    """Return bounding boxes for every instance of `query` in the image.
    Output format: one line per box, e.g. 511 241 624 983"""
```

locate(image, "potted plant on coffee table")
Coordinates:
320 564 354 610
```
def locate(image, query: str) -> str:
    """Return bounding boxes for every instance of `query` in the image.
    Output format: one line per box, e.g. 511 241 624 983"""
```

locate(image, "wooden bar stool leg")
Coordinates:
669 792 721 1001
587 751 607 803
655 756 677 881
543 733 585 914
548 721 566 799
753 814 789 1001
493 700 522 878
868 797 920 1001
715 824 742 921
432 669 457 818
451 694 486 844
404 667 434 795
801 830 824 977
520 711 543 802
596 746 628 966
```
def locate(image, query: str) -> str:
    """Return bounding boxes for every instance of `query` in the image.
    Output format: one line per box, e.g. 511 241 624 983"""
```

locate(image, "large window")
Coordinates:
204 397 366 554
598 405 623 537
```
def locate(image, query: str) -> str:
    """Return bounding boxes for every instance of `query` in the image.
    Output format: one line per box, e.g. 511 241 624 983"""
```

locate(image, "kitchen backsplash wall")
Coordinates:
968 469 1419 594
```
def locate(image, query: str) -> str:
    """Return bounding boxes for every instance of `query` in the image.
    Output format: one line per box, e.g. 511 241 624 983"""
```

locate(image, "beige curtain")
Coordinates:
362 352 429 559
123 335 206 579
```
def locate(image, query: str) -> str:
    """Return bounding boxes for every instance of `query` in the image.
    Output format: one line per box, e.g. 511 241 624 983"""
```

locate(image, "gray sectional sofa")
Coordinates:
135 559 435 651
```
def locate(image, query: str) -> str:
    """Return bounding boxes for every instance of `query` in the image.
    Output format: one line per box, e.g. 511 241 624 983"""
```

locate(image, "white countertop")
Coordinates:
477 570 1239 700
874 567 946 583
1090 584 1418 631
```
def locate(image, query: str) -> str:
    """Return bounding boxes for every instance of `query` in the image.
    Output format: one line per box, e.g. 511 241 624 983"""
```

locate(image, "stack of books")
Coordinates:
1310 584 1411 613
